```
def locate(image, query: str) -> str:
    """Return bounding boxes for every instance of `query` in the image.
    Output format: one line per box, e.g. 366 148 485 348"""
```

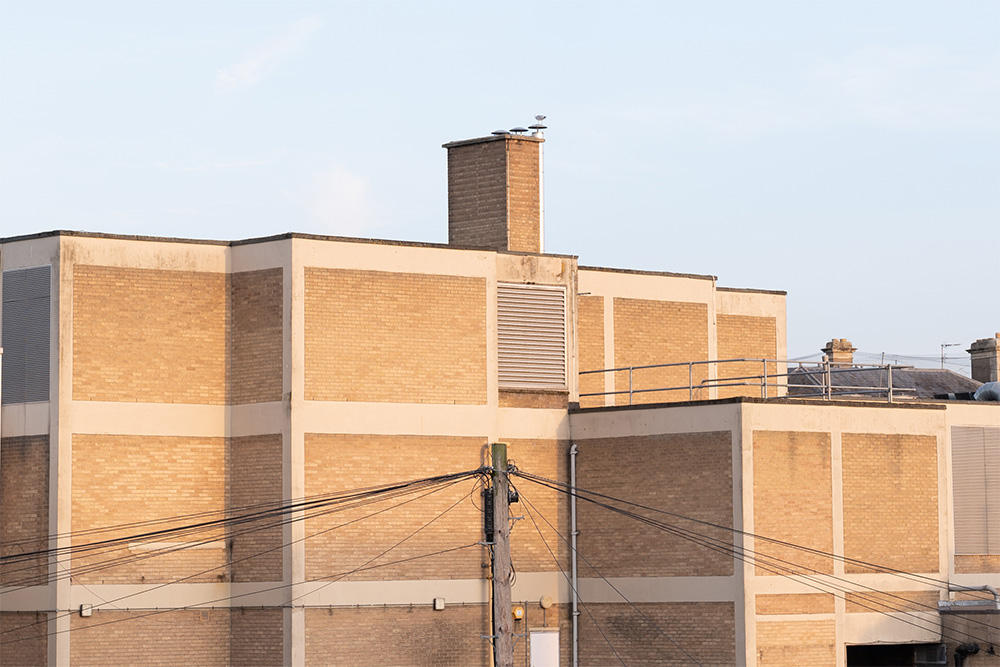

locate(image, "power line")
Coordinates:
566 486 990 645
1 543 482 648
512 473 999 650
3 474 487 647
514 482 704 666
513 470 980 594
2 475 481 639
0 469 485 588
509 485 628 666
1 469 486 570
520 475 970 656
284 477 483 606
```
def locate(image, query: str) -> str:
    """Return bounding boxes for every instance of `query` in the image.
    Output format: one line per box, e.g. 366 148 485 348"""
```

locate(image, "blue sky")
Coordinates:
1 1 998 369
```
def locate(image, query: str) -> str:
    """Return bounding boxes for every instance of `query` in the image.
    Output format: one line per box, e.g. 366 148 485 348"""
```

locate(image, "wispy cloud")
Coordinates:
215 16 322 93
808 45 1000 133
609 45 999 141
165 207 201 217
285 166 384 236
151 160 268 172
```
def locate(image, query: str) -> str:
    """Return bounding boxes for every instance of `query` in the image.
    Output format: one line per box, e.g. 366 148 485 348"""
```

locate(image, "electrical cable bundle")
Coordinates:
1 469 488 647
511 471 999 664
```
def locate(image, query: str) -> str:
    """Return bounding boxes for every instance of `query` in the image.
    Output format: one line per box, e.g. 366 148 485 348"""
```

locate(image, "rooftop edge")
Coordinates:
0 230 576 259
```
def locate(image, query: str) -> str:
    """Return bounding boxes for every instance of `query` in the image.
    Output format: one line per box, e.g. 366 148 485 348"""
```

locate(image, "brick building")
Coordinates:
1 131 997 666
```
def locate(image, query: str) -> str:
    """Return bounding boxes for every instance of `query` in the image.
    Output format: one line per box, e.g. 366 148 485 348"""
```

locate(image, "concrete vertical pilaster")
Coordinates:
287 246 305 666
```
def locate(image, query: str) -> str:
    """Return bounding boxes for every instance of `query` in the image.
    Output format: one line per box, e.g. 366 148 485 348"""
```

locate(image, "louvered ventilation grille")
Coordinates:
952 426 1000 555
2 266 51 404
497 283 566 389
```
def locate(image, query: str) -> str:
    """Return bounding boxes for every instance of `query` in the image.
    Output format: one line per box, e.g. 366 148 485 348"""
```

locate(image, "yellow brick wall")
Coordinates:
70 610 230 666
304 268 487 405
503 439 570 572
0 612 47 666
73 265 228 404
229 434 283 582
498 390 568 409
229 268 283 404
506 139 541 253
305 606 490 667
576 432 734 577
842 433 939 574
230 608 283 666
447 139 509 250
578 602 735 666
303 434 486 581
756 619 835 667
753 431 834 575
613 298 709 404
755 593 835 615
305 604 571 667
844 590 939 614
577 295 605 408
716 314 777 399
0 436 49 587
71 435 227 584
956 555 1000 573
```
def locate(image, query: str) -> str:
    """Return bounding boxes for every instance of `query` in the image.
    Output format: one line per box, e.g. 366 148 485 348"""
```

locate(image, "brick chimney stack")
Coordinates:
968 334 1000 383
822 339 856 366
443 134 543 253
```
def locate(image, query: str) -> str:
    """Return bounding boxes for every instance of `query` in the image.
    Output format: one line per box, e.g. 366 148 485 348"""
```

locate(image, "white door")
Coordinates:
529 630 559 667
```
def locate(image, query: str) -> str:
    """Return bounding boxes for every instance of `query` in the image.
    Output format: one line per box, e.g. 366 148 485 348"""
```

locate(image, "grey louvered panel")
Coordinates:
3 269 25 302
1 299 28 404
952 426 989 554
983 427 1000 554
24 266 51 300
497 283 566 389
24 296 50 402
1 266 51 404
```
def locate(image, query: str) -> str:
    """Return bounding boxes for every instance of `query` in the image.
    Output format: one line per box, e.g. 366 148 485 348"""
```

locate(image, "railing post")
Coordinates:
824 360 831 400
887 365 893 403
762 359 768 399
628 367 633 405
689 363 693 401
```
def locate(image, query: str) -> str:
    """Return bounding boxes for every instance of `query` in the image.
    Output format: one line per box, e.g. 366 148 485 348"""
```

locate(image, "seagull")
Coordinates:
535 115 546 122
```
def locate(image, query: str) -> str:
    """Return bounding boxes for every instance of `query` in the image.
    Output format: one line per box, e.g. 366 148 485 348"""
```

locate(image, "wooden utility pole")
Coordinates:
491 443 514 667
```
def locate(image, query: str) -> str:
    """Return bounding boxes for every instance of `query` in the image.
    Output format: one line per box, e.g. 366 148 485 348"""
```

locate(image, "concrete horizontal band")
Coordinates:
43 401 572 439
2 574 739 612
578 576 737 603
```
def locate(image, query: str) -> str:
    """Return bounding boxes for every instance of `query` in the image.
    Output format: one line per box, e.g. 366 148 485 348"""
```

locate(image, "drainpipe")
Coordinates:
570 443 579 667
947 584 997 666
948 584 1000 606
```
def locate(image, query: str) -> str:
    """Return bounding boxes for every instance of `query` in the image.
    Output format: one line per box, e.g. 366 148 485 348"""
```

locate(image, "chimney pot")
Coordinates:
967 335 1000 384
822 338 857 366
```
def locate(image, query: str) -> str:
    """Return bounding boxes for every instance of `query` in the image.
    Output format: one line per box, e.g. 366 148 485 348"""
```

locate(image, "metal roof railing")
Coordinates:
579 358 917 405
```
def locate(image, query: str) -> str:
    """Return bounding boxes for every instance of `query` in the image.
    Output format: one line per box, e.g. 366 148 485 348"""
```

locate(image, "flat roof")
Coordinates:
570 395 949 414
717 286 787 296
0 230 576 259
579 264 717 282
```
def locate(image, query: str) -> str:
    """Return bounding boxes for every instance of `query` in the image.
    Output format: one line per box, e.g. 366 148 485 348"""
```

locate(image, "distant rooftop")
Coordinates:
788 365 981 400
